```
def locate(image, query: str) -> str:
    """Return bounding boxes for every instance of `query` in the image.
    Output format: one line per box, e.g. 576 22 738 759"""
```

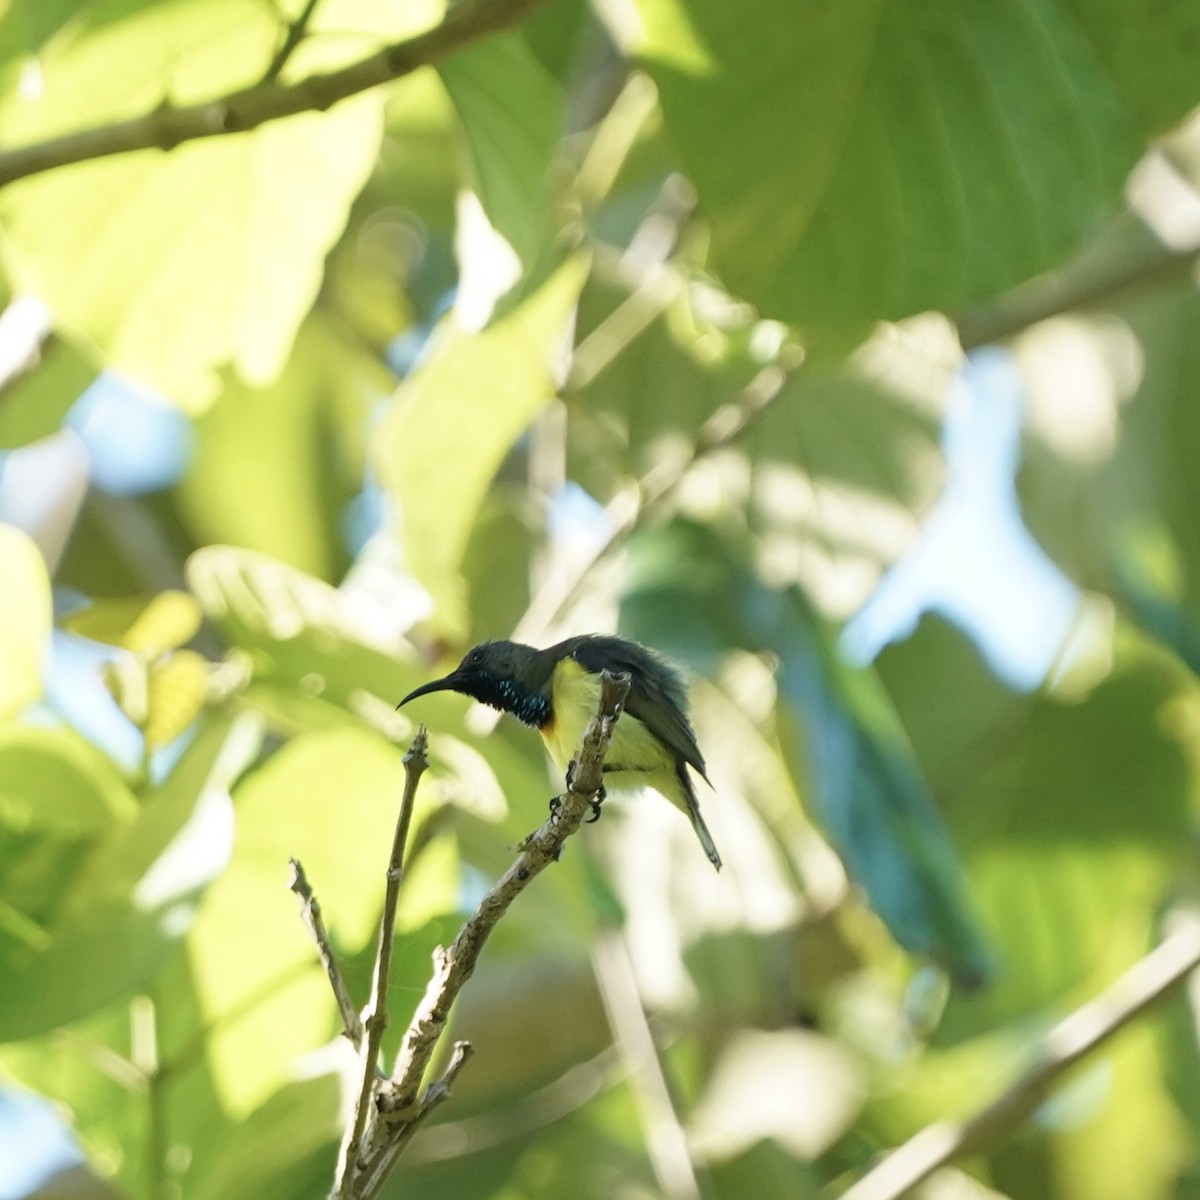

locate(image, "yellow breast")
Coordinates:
540 656 601 771
540 655 683 810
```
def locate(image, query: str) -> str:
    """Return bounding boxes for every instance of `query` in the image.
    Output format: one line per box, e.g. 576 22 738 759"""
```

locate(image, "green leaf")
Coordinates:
375 253 589 634
620 521 992 986
177 317 388 579
0 0 382 404
0 524 51 722
1111 287 1200 616
774 605 994 988
632 0 1200 326
63 590 202 657
440 31 564 268
989 1016 1190 1200
933 647 1195 1040
0 334 95 450
0 713 258 1041
0 726 137 955
183 1073 342 1200
0 1004 151 1196
185 726 439 1113
186 544 427 710
144 649 211 749
571 285 948 614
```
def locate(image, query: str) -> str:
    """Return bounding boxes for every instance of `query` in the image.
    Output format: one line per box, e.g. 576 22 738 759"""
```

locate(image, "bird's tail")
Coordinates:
677 766 722 871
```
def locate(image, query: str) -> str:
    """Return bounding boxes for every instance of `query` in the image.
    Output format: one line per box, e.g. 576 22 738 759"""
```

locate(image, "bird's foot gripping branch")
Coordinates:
290 670 630 1200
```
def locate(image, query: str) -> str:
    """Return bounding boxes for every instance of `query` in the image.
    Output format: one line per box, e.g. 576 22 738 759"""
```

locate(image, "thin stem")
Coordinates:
357 671 632 1181
841 919 1200 1200
333 727 429 1198
954 217 1200 348
289 858 363 1044
130 994 166 1200
359 1041 475 1200
260 0 324 83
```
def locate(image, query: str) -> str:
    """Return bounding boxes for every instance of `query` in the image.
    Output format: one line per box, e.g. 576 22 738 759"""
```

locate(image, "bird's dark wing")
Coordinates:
556 635 711 784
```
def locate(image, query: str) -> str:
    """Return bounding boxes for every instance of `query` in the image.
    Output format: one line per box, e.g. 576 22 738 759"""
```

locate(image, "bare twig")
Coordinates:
0 0 549 189
358 1041 476 1200
308 672 630 1198
358 670 632 1178
289 859 363 1045
841 920 1200 1200
333 727 430 1198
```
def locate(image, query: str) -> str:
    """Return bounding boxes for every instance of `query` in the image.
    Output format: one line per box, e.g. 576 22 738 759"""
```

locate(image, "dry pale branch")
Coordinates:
0 0 549 189
288 859 363 1045
294 669 630 1200
842 919 1200 1200
333 727 430 1197
358 670 631 1179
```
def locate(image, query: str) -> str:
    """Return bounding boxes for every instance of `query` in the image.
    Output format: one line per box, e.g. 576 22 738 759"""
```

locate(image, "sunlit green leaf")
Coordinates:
177 317 390 579
632 0 1200 326
145 649 210 749
0 713 256 1041
0 0 382 404
0 1003 151 1197
376 253 589 634
440 31 564 267
0 524 51 721
184 1072 342 1200
186 725 447 1113
186 544 426 710
0 725 137 954
572 288 949 614
934 646 1194 1039
64 589 202 656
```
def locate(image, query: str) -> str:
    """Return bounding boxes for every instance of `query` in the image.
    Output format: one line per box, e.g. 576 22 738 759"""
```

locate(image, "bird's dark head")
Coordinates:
397 640 552 727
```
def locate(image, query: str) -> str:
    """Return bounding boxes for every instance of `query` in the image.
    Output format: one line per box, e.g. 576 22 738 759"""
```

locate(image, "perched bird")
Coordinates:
398 635 721 870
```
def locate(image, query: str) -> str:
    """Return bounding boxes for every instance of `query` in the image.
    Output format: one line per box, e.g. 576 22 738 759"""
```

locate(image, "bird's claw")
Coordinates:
584 785 607 823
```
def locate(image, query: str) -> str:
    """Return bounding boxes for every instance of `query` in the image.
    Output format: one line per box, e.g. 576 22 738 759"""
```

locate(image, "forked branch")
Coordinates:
292 670 631 1200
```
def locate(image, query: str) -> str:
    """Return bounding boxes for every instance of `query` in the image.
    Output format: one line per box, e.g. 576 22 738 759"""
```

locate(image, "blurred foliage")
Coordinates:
1 2 1200 1199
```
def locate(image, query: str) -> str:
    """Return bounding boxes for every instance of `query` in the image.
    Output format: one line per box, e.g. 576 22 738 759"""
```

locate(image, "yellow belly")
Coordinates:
540 657 684 811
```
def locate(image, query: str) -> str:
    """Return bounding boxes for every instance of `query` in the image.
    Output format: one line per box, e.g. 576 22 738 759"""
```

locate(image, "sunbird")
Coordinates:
398 635 722 870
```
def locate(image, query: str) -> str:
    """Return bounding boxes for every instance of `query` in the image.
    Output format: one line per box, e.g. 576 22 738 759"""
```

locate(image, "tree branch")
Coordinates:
358 1041 475 1200
841 920 1200 1200
372 670 630 1135
311 669 630 1198
0 0 549 190
954 216 1200 348
333 727 429 1198
289 858 363 1045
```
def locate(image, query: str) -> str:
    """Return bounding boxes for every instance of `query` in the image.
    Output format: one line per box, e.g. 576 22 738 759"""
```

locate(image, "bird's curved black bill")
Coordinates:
396 673 464 709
